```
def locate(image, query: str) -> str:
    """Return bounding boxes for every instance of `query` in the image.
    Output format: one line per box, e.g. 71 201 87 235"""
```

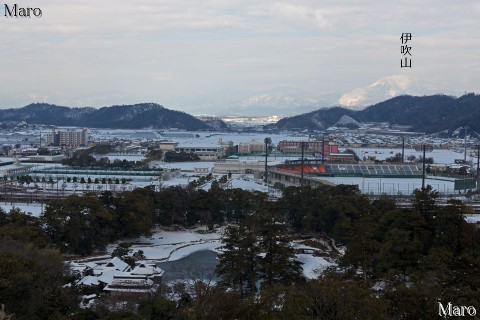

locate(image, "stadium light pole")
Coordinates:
301 142 306 186
476 144 480 180
321 135 325 164
264 137 271 184
415 143 432 190
422 144 426 190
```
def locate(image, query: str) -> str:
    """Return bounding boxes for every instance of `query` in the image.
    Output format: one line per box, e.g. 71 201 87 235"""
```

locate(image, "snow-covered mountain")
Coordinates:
227 88 334 116
334 114 360 127
338 75 436 110
175 76 443 116
187 87 338 117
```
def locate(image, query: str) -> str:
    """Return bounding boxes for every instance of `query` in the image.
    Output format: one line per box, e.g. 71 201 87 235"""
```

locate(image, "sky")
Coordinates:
1 0 480 114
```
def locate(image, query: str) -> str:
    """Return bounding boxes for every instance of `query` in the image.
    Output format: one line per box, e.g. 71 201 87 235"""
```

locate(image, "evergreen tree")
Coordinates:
256 208 303 288
341 213 379 281
0 208 49 248
0 240 76 319
156 186 191 226
412 184 438 223
216 221 259 299
296 275 388 320
432 199 470 254
42 194 114 254
217 209 303 297
115 188 156 237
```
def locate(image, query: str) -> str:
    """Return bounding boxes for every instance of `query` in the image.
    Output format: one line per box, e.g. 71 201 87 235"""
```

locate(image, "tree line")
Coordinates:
1 184 269 256
1 184 480 318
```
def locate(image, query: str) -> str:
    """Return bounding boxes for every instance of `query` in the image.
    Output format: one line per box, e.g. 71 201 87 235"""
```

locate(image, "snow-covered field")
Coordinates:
318 176 458 195
316 147 476 195
0 202 44 216
341 147 474 165
107 227 223 262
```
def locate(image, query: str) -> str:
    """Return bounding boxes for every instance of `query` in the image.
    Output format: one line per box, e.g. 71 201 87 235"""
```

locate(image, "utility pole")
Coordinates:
464 126 468 163
401 136 405 163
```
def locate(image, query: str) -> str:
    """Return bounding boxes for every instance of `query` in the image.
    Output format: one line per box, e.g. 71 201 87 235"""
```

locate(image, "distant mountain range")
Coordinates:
270 94 480 135
0 103 224 130
3 94 479 135
185 75 441 116
187 87 335 117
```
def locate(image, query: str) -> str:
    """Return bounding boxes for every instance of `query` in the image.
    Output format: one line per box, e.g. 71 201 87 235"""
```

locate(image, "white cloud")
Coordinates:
1 0 480 111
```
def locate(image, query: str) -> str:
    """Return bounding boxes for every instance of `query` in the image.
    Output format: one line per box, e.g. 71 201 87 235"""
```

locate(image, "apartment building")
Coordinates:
45 128 88 147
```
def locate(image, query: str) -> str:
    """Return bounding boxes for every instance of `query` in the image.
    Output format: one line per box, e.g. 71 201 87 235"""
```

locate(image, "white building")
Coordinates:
175 145 225 160
46 128 88 147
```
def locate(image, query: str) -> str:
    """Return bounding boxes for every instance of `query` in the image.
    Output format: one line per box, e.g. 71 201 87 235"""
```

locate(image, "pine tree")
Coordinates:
256 210 303 288
42 194 114 254
216 207 303 299
412 184 438 222
341 214 379 281
216 223 259 299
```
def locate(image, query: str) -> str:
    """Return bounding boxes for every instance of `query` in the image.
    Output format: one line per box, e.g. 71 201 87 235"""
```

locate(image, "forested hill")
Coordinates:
271 94 480 134
0 103 223 130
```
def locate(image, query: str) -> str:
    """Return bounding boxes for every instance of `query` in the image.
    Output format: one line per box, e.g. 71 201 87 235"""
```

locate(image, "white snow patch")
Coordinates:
105 228 223 262
296 254 335 279
1 203 44 217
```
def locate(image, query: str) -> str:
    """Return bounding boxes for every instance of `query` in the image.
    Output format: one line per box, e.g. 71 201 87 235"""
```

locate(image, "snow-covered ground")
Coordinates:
464 214 480 224
0 202 44 216
86 130 478 167
160 132 311 147
318 176 458 195
151 161 215 172
229 175 269 192
343 147 474 165
93 154 145 162
105 227 223 262
296 254 335 279
73 227 336 280
125 229 337 280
